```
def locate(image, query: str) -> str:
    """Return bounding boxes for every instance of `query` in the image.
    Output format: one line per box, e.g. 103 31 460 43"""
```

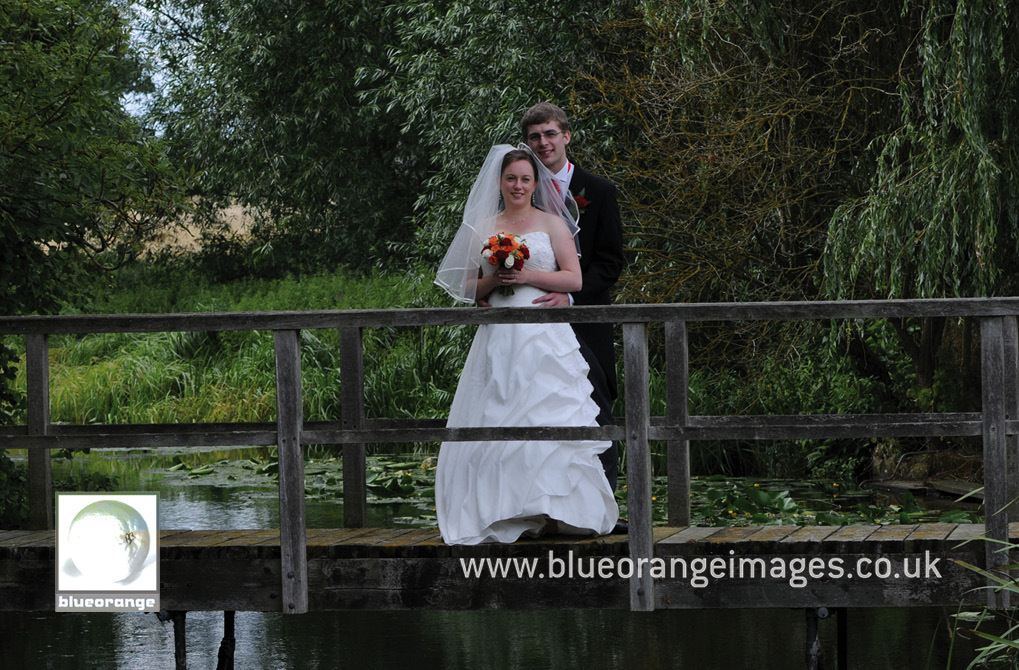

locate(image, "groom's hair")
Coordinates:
521 102 570 136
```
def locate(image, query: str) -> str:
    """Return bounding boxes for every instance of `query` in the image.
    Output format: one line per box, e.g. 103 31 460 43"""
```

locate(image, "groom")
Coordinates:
522 102 626 492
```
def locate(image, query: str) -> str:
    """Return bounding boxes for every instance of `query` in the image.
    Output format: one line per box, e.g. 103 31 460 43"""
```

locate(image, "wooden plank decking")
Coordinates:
2 523 1005 613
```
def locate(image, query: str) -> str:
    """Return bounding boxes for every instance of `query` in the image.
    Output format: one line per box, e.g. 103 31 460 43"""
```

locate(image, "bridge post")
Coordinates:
804 608 824 670
1004 316 1019 600
171 610 187 670
980 317 1010 609
623 323 654 611
1003 316 1019 525
274 330 309 614
26 333 53 530
339 327 367 528
666 321 691 526
835 608 847 670
216 610 235 670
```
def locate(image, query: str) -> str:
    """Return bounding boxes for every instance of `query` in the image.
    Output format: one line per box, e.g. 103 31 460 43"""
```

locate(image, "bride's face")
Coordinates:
500 159 536 208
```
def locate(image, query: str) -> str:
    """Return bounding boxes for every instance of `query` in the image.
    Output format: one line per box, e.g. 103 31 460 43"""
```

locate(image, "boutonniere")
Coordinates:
572 188 589 215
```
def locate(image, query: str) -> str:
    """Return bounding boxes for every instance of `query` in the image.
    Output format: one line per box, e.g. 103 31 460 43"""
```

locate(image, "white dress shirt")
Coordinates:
554 161 574 199
553 161 577 305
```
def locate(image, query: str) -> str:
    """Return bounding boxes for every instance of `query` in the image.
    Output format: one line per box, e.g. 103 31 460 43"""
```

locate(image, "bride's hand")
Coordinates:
494 268 526 286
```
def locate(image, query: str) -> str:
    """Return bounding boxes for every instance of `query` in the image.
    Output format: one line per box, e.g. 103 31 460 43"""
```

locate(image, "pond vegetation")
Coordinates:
12 445 979 533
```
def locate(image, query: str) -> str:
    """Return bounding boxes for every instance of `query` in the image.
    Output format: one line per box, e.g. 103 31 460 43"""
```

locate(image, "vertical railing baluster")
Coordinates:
666 321 690 527
26 333 53 530
274 330 308 614
980 317 1009 609
339 327 367 528
623 323 654 611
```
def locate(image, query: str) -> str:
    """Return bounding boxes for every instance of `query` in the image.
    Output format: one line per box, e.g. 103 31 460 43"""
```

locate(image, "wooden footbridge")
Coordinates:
2 299 1018 667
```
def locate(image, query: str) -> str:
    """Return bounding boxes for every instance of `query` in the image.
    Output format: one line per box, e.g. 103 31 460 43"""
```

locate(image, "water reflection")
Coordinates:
158 485 280 530
1 606 984 669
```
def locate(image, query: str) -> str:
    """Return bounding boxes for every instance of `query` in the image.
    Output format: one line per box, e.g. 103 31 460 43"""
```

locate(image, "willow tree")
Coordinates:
355 0 623 261
576 3 932 306
823 0 1019 405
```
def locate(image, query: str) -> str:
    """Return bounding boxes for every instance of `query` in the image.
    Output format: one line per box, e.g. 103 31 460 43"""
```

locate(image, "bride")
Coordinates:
434 145 619 545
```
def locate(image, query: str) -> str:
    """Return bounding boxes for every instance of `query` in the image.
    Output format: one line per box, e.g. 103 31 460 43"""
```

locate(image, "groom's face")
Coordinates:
525 121 570 173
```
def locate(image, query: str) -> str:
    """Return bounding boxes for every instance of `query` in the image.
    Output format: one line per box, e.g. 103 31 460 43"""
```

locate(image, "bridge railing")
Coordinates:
2 298 1018 613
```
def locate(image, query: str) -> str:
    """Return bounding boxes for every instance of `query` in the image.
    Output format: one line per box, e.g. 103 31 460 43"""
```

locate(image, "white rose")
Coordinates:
482 249 492 259
504 256 514 268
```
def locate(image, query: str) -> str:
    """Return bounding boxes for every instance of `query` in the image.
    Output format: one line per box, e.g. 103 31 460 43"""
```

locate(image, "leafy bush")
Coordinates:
0 452 28 529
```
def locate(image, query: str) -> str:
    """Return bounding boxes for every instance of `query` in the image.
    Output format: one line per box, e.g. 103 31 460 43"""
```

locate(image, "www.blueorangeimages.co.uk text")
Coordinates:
459 550 944 588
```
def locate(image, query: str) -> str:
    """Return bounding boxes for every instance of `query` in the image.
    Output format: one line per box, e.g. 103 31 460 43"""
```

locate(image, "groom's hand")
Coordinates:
533 292 571 307
476 294 493 308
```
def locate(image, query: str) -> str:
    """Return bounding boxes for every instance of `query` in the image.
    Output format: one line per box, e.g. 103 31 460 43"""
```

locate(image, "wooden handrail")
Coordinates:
2 298 1018 611
5 298 1019 335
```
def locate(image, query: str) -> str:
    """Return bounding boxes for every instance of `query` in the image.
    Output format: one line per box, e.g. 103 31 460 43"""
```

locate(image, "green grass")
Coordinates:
11 264 471 455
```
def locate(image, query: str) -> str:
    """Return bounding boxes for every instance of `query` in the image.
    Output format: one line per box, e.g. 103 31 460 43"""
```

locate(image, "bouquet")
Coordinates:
482 232 530 296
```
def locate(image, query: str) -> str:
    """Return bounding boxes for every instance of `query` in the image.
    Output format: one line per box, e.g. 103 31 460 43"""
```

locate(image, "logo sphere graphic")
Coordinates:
67 500 150 583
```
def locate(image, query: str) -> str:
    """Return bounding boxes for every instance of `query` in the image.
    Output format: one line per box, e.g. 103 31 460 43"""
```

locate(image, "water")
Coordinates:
1 605 988 669
0 451 999 668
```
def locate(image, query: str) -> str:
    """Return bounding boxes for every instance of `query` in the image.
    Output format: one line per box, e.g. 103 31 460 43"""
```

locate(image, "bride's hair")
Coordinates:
500 149 538 178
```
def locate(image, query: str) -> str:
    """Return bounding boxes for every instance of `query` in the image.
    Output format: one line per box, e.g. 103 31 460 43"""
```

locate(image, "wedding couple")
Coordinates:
434 103 625 545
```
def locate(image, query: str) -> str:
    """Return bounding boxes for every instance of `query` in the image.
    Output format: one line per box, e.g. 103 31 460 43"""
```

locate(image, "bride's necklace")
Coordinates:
499 207 535 228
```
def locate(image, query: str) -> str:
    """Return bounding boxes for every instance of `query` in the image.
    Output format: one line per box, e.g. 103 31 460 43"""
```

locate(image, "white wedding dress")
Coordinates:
435 231 619 545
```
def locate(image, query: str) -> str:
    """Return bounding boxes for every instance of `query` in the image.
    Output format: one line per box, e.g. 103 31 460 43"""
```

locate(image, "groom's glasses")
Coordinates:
526 130 563 143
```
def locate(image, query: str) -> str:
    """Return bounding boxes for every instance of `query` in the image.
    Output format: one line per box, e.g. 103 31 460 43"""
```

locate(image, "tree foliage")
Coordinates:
824 0 1019 301
356 0 622 261
820 0 1019 402
576 2 922 307
139 0 625 274
138 0 432 275
1 0 184 426
1 0 184 315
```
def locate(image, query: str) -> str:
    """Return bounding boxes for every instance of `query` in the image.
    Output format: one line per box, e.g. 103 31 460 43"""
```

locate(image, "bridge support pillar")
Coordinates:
216 610 236 670
835 608 847 670
805 607 833 670
805 607 848 670
161 610 186 670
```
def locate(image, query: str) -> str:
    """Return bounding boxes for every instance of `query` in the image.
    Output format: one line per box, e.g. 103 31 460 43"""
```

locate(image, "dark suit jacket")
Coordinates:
569 165 625 398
